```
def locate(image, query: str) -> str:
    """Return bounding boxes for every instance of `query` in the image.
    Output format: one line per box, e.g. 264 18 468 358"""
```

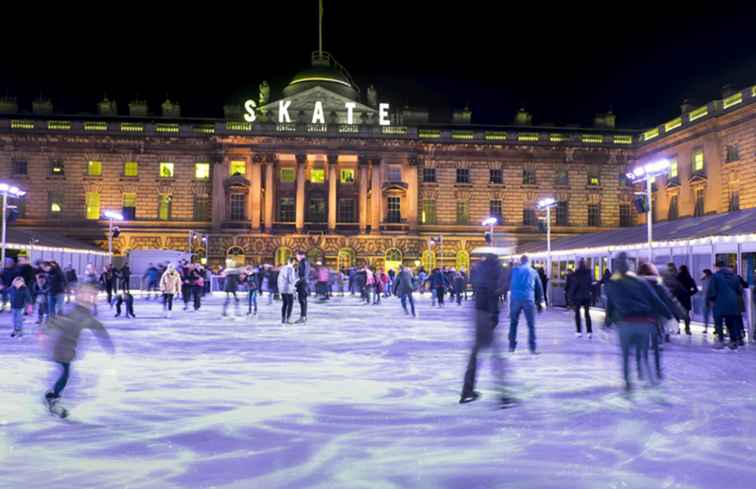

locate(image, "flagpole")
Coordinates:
318 0 323 56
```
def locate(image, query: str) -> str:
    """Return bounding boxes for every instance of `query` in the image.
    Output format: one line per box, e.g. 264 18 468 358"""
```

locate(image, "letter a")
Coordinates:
312 101 326 124
279 100 292 123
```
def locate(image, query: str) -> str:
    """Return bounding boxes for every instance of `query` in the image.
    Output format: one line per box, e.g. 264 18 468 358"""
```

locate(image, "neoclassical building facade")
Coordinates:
0 53 753 270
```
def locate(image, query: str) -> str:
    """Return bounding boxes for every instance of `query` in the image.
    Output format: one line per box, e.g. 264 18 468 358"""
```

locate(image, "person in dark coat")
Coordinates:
64 265 78 303
393 265 416 317
537 267 549 306
707 260 745 349
44 261 67 318
8 276 32 337
569 259 594 338
118 265 131 293
676 265 697 335
429 268 449 307
294 251 311 323
100 265 115 307
453 271 466 305
222 268 241 317
1 258 20 312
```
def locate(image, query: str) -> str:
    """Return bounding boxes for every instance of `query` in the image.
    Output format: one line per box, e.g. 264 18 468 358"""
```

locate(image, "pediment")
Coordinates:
261 86 376 124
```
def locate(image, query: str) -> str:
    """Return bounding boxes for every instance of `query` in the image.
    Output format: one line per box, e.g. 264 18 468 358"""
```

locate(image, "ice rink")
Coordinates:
2 292 755 489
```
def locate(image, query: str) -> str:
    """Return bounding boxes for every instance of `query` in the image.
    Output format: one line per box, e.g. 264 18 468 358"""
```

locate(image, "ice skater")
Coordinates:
41 284 114 418
508 255 544 354
160 264 182 318
114 292 136 319
278 257 297 324
9 276 32 337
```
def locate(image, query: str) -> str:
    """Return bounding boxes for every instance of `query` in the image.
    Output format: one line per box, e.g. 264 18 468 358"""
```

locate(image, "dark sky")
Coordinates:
2 3 755 129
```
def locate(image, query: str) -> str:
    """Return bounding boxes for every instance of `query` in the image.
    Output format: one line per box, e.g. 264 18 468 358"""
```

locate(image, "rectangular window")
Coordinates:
694 189 705 216
229 194 246 220
15 195 26 218
588 204 601 226
195 162 210 180
193 195 210 220
729 191 740 212
421 199 436 224
308 196 326 222
158 194 172 220
280 168 296 183
338 198 355 222
422 167 437 183
489 200 503 222
726 145 740 163
49 192 64 215
668 195 679 220
278 197 295 221
310 168 325 183
388 196 402 223
587 168 600 186
12 160 27 176
692 148 704 174
523 167 537 185
386 165 402 182
87 160 102 177
229 160 246 176
160 162 175 178
669 159 678 178
456 168 470 184
456 201 469 224
555 168 569 186
50 160 64 176
556 201 569 226
340 169 355 184
85 192 100 220
123 161 139 177
523 208 537 226
620 204 632 227
123 192 137 220
489 169 503 184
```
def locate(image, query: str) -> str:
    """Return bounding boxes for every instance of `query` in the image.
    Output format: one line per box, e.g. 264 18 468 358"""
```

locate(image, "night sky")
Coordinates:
1 3 755 129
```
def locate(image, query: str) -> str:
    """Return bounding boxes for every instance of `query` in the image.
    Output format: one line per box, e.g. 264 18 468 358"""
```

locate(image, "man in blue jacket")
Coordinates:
508 255 544 353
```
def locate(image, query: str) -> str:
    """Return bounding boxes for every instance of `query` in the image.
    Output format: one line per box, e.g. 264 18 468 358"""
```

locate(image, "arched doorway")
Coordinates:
456 250 470 272
421 249 436 272
226 246 245 268
337 248 356 270
307 247 325 265
274 247 291 267
384 248 403 272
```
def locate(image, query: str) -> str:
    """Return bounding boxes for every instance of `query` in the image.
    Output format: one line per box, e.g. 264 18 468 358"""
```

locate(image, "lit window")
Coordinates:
50 161 65 176
195 163 210 180
123 193 137 220
230 160 246 176
669 159 678 178
278 197 295 221
692 149 704 173
340 169 355 184
160 162 175 178
421 200 436 224
49 193 64 214
310 168 325 183
87 160 102 176
85 192 100 220
589 176 600 186
158 194 172 220
280 168 296 183
124 161 139 177
456 201 469 224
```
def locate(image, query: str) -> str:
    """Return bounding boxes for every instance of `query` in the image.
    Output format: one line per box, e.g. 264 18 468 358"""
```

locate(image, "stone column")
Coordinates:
295 153 307 232
328 153 338 232
211 154 226 231
358 156 369 233
250 155 263 230
264 154 277 232
406 157 419 231
370 157 382 234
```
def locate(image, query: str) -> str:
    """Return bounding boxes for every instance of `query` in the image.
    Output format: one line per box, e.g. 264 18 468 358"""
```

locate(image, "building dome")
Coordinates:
282 52 359 100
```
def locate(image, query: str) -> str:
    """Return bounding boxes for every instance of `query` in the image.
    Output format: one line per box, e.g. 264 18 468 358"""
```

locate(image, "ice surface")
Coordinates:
1 293 755 489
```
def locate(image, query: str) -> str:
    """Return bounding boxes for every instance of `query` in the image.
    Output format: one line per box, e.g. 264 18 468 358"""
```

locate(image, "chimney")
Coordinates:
98 96 118 116
514 108 532 126
680 98 695 114
0 96 18 114
32 97 53 115
593 111 616 129
161 99 181 118
128 99 148 117
452 106 472 124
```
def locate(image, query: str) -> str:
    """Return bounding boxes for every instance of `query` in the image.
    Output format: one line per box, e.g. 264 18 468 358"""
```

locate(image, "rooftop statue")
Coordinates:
367 85 377 108
259 81 270 108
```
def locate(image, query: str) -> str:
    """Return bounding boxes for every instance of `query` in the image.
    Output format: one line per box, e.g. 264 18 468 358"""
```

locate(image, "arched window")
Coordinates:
337 248 356 270
384 248 403 273
226 246 245 268
275 247 292 267
456 250 470 272
421 249 436 272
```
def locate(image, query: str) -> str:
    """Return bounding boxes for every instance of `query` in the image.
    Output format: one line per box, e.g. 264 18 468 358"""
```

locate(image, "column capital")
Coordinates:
358 154 370 166
295 153 307 165
252 153 265 164
264 153 279 165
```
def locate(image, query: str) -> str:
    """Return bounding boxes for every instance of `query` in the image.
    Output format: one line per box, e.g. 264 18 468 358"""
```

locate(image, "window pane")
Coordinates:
195 163 210 180
123 192 137 207
86 192 100 220
50 161 64 176
310 168 325 183
338 198 355 222
693 150 704 172
489 200 502 221
160 162 175 178
387 165 402 182
13 160 27 175
423 168 436 183
49 193 63 214
280 168 296 183
124 161 139 177
388 197 402 223
489 169 503 184
230 160 246 176
278 197 295 221
556 202 569 226
193 196 210 220
340 169 355 184
159 194 172 220
421 199 436 224
87 160 102 176
669 159 678 178
308 197 326 221
456 168 470 184
230 194 245 220
456 201 469 224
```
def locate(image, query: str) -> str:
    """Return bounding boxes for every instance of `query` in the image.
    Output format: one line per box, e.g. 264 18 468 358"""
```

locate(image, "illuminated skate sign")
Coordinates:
243 99 390 126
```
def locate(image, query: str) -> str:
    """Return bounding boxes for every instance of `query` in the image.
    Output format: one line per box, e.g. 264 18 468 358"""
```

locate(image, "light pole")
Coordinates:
482 217 497 247
103 210 124 265
0 183 26 265
626 159 670 262
537 197 557 308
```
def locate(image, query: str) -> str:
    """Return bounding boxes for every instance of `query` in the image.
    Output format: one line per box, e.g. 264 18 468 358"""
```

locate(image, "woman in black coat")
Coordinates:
676 265 697 335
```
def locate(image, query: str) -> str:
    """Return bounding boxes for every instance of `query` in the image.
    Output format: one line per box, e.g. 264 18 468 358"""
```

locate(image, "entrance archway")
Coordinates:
456 250 470 272
337 248 356 270
274 247 291 267
384 248 403 272
226 246 245 268
421 249 436 272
